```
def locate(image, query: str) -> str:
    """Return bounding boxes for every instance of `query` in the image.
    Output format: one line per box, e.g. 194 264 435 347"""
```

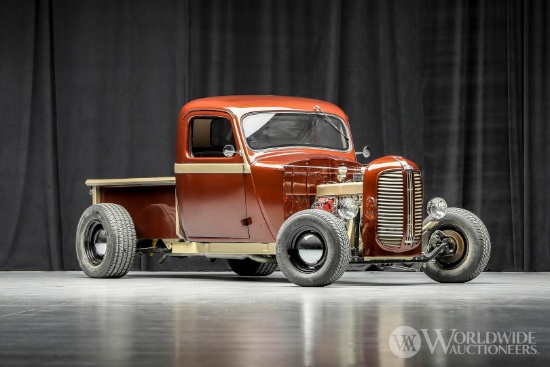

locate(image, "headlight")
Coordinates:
337 198 358 220
427 197 447 219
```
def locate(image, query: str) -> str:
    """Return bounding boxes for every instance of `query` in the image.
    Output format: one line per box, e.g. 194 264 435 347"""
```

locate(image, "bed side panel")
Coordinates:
96 185 176 239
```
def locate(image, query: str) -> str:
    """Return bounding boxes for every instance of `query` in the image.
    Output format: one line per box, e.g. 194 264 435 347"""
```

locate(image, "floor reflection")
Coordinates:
0 272 548 366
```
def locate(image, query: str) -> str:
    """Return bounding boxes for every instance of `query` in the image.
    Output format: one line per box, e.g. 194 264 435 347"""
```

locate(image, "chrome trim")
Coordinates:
376 169 423 248
377 170 403 247
413 171 423 243
405 169 414 245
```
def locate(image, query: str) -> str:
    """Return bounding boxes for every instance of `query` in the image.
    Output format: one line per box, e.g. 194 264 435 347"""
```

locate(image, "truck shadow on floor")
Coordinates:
125 272 448 287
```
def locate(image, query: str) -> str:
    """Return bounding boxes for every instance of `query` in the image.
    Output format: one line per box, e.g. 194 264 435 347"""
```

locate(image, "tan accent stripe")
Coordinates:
175 192 184 240
91 186 100 204
174 163 250 174
166 241 276 255
316 182 363 196
242 156 252 174
422 221 437 234
347 218 355 242
86 177 176 187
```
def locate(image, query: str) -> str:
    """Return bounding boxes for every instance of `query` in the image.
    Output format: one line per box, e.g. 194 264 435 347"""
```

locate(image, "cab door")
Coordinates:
175 111 249 239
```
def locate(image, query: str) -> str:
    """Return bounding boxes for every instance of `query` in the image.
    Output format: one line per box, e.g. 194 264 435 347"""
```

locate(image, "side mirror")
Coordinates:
355 146 371 158
223 145 236 157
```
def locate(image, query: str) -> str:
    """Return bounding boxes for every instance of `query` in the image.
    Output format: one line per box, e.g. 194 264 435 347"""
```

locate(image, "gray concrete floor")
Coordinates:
0 271 549 367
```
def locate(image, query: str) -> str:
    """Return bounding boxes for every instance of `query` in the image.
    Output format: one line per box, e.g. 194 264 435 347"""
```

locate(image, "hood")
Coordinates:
248 151 361 238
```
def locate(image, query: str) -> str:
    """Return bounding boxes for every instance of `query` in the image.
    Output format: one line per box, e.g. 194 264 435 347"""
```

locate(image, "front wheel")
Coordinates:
423 207 491 283
76 204 136 278
276 210 351 287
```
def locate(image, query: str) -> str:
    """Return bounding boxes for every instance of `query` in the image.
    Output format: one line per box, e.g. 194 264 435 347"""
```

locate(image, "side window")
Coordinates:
190 117 236 157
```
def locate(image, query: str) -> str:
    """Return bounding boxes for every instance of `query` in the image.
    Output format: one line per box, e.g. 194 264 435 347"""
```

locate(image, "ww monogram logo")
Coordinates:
393 334 418 352
389 326 422 358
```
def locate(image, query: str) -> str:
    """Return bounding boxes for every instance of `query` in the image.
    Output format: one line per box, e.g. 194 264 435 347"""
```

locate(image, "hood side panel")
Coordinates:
283 158 362 219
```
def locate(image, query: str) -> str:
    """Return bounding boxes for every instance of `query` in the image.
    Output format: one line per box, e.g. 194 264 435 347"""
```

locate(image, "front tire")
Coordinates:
276 210 351 287
423 207 491 283
76 204 136 278
227 258 277 276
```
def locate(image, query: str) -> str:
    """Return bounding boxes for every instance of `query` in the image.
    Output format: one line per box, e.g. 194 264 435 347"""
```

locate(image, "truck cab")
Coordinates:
78 96 491 287
175 96 356 241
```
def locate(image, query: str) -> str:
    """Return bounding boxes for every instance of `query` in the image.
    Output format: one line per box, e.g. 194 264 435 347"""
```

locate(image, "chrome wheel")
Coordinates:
276 209 350 287
295 232 326 266
85 221 107 266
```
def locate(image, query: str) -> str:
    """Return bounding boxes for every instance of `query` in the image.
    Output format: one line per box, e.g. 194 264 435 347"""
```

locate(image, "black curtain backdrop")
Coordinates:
0 0 548 271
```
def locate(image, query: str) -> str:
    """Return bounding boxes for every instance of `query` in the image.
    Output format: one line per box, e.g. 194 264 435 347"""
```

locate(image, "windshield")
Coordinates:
241 112 350 151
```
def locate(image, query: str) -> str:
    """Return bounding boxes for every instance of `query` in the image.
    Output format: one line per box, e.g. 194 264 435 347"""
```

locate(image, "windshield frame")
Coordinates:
239 110 353 153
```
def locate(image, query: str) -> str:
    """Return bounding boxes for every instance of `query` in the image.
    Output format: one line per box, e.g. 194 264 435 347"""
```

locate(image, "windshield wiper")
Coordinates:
313 105 349 141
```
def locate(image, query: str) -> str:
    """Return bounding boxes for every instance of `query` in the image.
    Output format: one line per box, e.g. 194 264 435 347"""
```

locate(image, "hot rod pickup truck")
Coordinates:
77 95 490 287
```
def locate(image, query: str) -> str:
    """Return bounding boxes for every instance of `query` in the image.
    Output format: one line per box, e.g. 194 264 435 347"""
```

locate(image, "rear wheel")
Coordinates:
423 207 491 283
227 258 277 276
276 209 351 287
76 204 136 278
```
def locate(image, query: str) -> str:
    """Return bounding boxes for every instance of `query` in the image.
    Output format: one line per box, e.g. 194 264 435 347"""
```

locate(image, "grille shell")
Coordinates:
376 169 423 248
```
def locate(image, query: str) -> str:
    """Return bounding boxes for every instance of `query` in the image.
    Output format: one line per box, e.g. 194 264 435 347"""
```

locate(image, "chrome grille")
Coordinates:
413 171 423 243
377 170 404 247
377 169 423 247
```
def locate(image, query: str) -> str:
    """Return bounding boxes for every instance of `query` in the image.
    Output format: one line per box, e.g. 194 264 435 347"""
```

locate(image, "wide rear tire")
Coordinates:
276 209 351 287
76 204 136 278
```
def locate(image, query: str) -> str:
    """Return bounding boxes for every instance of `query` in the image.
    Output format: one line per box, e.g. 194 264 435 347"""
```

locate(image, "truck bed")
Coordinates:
86 177 177 239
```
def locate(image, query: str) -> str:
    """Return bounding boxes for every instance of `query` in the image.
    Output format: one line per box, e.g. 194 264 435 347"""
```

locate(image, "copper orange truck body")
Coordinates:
78 96 491 287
